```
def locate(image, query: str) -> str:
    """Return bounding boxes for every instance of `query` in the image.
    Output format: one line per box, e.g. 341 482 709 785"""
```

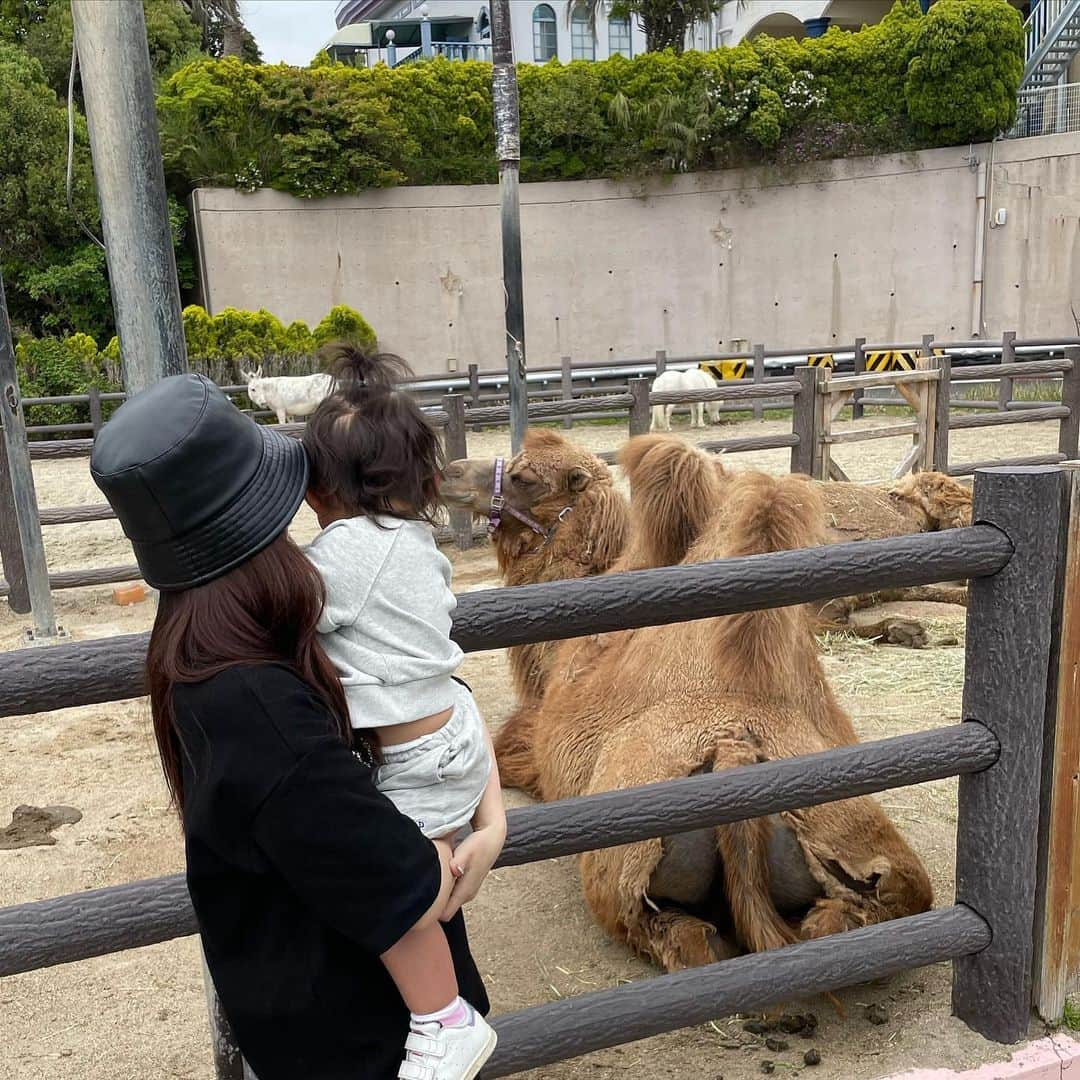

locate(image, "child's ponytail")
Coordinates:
321 343 413 403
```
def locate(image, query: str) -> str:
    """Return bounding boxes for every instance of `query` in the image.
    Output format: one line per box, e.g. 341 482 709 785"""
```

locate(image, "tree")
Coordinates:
179 0 251 59
574 0 725 54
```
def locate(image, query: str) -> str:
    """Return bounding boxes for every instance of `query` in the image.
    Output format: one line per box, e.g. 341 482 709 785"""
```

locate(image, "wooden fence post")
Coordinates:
1058 346 1080 460
88 386 103 437
442 394 473 551
922 332 936 358
0 436 30 614
1033 463 1080 1022
932 356 952 473
628 378 651 437
790 366 820 477
0 269 57 639
852 336 866 420
998 331 1017 411
953 466 1064 1042
654 349 667 376
467 363 480 407
560 355 573 430
752 343 765 420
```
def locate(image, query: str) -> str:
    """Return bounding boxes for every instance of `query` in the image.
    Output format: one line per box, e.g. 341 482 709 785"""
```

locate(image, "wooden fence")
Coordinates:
4 350 1080 606
0 466 1071 1073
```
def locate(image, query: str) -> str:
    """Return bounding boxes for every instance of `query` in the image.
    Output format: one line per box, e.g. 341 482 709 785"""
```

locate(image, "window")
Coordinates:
571 4 595 61
533 3 557 61
608 13 631 58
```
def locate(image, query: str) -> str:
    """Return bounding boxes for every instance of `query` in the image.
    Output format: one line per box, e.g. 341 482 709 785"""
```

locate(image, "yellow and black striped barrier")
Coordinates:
807 354 835 368
700 360 747 381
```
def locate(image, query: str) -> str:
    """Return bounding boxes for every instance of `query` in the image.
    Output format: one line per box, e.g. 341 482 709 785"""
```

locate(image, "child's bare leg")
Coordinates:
381 838 460 1014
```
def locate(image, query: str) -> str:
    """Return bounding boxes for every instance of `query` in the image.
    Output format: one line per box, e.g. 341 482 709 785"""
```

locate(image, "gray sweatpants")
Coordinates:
372 681 491 839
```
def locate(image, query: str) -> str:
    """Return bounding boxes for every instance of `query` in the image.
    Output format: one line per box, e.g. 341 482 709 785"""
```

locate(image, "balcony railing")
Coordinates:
1009 81 1080 138
394 39 492 65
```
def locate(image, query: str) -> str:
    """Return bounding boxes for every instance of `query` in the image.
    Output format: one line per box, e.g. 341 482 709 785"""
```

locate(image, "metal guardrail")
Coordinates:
1011 81 1080 139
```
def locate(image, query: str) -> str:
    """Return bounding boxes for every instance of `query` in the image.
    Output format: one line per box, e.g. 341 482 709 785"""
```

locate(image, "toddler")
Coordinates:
302 346 505 1080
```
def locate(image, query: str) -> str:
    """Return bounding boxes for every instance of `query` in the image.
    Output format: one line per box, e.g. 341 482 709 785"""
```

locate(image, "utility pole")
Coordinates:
0 269 59 641
71 0 187 395
491 0 528 452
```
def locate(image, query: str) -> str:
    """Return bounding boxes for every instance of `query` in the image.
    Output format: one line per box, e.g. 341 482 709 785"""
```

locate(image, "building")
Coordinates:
329 1 646 67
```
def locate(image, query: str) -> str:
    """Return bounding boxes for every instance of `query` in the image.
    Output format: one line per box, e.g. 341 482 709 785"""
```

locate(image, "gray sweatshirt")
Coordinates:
306 515 463 729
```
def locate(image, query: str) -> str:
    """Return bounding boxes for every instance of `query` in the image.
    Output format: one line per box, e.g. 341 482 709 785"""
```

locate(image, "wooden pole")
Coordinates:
71 0 187 393
1033 464 1080 1022
654 349 667 376
953 466 1064 1042
998 330 1017 411
442 394 473 551
467 362 480 407
628 378 650 437
491 0 527 454
0 269 57 639
752 343 765 420
87 385 103 437
561 355 573 430
932 356 952 473
852 336 866 420
1058 346 1080 460
790 366 819 477
0 436 30 614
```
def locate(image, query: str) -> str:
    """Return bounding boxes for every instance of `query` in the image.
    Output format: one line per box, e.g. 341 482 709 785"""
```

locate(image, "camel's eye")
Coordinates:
510 468 543 490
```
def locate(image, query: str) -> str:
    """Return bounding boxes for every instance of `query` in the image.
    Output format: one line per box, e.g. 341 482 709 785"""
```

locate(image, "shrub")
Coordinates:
157 0 1022 196
312 305 377 349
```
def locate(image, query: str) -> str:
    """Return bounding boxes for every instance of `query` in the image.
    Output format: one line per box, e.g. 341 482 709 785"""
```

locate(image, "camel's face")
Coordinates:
888 471 973 531
440 431 602 518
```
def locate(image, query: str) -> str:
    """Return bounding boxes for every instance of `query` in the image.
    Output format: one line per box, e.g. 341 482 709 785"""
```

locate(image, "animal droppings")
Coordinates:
764 1037 789 1053
760 1062 775 1075
865 1003 889 1026
778 1012 817 1036
804 1049 822 1066
743 1019 777 1035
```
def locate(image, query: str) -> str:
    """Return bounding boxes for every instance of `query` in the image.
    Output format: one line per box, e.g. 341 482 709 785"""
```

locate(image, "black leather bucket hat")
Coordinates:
90 373 309 591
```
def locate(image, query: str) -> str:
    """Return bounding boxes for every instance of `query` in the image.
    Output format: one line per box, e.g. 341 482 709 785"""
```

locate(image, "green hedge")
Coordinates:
16 303 377 431
157 0 1022 196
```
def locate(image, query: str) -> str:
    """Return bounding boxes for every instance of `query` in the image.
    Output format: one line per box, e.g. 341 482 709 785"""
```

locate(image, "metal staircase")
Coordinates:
1010 0 1080 138
1022 0 1080 91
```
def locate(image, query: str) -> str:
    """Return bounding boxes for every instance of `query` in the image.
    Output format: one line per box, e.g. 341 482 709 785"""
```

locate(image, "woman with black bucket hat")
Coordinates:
90 373 489 1080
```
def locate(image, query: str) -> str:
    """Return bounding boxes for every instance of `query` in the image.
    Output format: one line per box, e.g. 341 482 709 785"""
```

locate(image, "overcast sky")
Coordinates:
242 0 341 66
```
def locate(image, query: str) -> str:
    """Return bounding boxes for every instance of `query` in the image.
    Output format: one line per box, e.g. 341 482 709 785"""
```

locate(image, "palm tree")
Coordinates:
571 0 733 55
179 0 246 58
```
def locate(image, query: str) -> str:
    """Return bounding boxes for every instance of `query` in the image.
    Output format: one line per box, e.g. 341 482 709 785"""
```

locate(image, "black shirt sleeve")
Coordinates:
176 665 442 957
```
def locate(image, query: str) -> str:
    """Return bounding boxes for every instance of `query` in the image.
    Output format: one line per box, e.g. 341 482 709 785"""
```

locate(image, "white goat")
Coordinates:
241 367 334 424
649 368 721 431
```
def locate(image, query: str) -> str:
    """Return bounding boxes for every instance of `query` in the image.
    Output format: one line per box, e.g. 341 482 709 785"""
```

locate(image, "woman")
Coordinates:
90 373 490 1080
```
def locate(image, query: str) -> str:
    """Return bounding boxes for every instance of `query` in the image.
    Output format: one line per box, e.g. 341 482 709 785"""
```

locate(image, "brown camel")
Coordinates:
443 428 629 704
448 435 933 970
442 431 972 653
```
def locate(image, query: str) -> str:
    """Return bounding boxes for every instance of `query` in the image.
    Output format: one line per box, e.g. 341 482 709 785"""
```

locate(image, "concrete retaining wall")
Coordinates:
190 133 1080 378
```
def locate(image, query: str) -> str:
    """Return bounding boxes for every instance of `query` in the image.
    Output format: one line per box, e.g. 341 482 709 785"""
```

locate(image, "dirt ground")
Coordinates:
0 413 1065 1079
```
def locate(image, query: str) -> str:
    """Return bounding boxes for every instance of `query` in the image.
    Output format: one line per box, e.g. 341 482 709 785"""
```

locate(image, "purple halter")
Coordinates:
488 457 573 546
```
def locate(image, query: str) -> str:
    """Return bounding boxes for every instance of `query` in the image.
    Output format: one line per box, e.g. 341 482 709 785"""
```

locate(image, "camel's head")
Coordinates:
440 428 613 526
889 471 973 531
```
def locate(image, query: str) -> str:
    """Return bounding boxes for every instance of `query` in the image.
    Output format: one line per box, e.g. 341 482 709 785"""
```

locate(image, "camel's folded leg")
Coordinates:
784 802 934 941
492 703 544 798
710 729 799 954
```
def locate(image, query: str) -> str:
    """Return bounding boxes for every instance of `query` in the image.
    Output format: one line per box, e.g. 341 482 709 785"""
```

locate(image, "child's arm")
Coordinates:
441 728 507 921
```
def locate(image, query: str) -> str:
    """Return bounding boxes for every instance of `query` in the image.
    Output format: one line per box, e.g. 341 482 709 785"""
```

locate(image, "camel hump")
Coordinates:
618 435 724 568
714 472 827 560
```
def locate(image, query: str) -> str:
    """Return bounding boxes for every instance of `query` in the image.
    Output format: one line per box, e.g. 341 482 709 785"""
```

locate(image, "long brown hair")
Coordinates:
147 532 355 811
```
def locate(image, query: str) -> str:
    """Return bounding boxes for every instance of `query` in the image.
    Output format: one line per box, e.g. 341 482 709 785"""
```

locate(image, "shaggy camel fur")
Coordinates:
489 436 933 970
440 429 629 704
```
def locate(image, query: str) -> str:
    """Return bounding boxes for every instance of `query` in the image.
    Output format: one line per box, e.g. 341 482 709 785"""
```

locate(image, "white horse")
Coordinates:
649 368 721 431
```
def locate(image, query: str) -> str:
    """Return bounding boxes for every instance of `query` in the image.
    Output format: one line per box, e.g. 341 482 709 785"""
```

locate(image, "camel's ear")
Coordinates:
567 467 591 493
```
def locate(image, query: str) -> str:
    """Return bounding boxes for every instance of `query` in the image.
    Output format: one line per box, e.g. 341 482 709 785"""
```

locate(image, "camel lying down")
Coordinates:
441 431 934 970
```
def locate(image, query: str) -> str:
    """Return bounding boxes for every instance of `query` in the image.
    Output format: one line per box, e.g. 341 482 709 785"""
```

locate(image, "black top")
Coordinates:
173 664 488 1080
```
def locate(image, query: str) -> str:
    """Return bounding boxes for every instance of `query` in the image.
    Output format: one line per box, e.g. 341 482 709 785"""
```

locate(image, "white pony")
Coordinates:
649 367 721 431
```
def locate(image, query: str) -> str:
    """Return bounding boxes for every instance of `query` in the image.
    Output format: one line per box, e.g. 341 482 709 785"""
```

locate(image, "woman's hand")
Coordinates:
442 821 506 921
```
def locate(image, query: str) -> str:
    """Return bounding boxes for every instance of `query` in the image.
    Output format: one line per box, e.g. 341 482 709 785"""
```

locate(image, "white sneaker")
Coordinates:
396 1011 497 1080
